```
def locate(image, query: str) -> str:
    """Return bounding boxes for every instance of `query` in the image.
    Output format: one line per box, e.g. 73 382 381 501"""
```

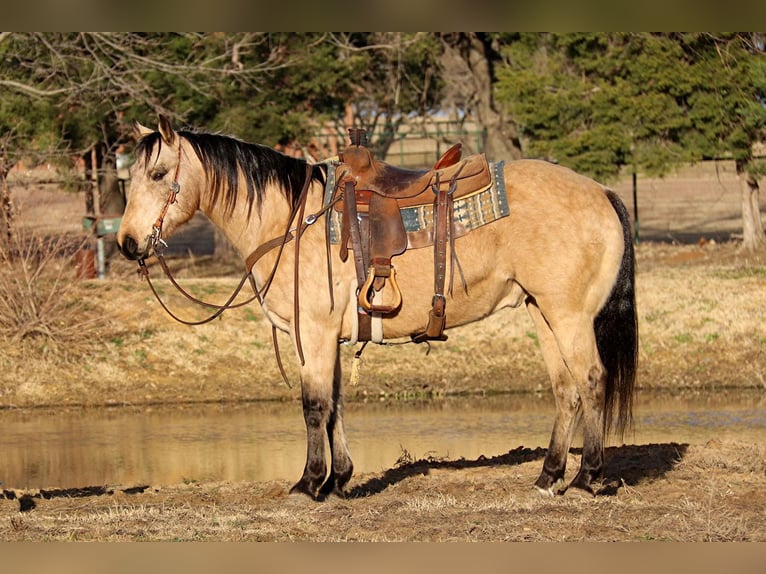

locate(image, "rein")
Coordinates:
137 154 340 385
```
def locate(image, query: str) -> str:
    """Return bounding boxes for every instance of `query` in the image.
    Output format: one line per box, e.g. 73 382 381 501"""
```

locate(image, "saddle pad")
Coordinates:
325 161 508 248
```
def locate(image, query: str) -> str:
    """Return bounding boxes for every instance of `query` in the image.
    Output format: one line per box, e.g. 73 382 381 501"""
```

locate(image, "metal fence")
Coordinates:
611 160 764 243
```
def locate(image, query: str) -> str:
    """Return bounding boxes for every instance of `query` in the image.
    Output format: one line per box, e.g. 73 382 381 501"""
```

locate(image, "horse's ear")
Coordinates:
133 121 153 140
157 114 176 145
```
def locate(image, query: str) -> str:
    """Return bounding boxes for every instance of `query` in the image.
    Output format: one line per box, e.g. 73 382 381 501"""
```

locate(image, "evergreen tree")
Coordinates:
496 33 694 180
495 32 766 250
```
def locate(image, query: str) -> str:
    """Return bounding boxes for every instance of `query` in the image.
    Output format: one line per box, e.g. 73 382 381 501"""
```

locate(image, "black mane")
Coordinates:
135 129 326 218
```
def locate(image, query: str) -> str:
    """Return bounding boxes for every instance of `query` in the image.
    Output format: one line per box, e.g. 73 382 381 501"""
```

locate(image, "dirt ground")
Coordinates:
1 438 764 542
1 186 766 543
1 243 765 542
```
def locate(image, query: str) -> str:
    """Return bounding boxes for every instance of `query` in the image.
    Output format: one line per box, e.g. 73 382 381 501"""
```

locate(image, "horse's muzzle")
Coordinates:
117 235 141 260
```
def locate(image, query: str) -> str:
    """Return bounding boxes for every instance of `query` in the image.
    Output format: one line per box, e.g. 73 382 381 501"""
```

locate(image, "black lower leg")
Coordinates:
568 445 603 495
535 444 568 494
290 397 329 499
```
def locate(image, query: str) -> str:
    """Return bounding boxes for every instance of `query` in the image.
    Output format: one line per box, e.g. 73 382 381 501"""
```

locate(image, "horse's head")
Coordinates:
117 115 199 260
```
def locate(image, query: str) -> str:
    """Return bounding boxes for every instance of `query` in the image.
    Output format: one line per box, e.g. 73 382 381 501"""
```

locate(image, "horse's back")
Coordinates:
501 159 624 243
504 159 618 221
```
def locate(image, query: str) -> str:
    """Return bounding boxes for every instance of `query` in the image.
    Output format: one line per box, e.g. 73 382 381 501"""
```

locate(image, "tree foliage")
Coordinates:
495 32 766 181
495 32 766 248
0 32 446 163
1 32 765 248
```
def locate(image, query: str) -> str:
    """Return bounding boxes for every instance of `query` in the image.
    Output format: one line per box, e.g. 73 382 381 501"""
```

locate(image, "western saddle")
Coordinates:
332 128 491 343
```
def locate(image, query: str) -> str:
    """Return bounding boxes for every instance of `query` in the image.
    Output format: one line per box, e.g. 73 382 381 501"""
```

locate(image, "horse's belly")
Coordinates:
348 233 519 340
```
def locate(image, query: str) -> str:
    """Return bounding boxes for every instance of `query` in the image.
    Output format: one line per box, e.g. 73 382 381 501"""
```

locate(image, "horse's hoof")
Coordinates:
328 487 347 500
566 468 602 497
534 485 556 497
289 482 318 500
317 484 347 501
565 480 596 498
534 476 565 497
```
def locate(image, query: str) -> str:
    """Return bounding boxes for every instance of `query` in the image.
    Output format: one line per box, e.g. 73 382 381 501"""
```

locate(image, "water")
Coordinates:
1 390 763 490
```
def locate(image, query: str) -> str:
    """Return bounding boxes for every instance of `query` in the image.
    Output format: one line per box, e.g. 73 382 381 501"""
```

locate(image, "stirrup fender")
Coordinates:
358 266 403 314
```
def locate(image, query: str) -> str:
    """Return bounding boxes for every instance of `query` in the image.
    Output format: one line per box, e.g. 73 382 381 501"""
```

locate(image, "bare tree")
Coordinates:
438 33 522 160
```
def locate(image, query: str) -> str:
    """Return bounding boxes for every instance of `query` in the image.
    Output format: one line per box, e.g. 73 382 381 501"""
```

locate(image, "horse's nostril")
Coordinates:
119 235 139 260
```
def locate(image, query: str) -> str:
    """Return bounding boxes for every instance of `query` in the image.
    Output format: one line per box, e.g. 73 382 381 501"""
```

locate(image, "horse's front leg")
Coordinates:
318 349 353 500
290 339 353 500
290 388 331 499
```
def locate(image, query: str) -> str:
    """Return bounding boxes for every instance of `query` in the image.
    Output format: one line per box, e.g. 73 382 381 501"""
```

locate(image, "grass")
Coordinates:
1 240 765 408
713 266 766 279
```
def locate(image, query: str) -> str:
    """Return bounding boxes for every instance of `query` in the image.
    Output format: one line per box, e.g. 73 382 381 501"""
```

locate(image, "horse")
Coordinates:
117 115 637 500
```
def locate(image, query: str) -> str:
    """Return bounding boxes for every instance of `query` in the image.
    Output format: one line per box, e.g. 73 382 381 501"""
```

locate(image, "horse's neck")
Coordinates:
201 180 316 265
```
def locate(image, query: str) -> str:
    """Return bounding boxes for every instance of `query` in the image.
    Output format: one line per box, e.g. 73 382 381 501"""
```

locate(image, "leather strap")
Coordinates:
272 325 291 388
344 180 368 285
412 162 468 343
292 165 311 365
417 178 450 342
138 257 255 326
150 144 183 252
342 180 374 342
433 174 450 299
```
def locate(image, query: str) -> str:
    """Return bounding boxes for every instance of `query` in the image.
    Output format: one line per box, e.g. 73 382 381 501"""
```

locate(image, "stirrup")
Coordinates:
358 266 402 314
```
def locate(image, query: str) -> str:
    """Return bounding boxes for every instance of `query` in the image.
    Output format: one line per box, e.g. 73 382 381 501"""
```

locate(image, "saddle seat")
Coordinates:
335 142 490 212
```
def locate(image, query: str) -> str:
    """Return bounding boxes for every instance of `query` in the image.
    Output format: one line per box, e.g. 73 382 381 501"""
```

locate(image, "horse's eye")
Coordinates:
151 170 166 182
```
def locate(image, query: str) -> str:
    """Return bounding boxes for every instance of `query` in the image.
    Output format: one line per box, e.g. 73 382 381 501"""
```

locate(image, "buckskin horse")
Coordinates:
117 115 637 500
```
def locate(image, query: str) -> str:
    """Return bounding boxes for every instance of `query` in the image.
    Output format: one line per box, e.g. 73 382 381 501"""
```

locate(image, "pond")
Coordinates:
1 389 764 490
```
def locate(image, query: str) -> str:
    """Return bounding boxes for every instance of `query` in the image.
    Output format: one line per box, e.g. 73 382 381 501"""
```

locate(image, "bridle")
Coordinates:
134 139 340 385
147 143 183 257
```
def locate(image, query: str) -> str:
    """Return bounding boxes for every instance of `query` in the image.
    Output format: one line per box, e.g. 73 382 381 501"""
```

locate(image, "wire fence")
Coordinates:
611 160 764 243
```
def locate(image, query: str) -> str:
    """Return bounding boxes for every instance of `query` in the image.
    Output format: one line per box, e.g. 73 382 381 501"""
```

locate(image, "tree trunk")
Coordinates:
737 160 765 252
438 33 522 161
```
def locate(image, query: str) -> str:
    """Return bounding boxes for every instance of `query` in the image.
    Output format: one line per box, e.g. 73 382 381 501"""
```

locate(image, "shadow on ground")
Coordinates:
349 442 689 498
1 443 689 510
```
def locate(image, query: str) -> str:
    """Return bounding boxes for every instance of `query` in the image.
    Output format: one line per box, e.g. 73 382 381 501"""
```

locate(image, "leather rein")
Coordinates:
136 148 338 385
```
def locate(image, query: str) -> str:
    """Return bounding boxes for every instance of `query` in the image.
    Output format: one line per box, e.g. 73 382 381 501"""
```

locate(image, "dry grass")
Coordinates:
1 240 764 408
0 230 115 387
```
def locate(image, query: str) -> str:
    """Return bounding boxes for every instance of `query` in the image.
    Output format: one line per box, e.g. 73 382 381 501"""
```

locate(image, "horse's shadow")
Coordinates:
347 442 689 498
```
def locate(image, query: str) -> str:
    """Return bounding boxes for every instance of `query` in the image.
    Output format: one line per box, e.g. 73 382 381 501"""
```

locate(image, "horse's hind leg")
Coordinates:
565 331 607 495
526 299 581 496
527 298 607 495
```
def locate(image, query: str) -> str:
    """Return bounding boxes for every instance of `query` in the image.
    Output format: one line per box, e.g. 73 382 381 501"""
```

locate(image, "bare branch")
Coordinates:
0 79 75 98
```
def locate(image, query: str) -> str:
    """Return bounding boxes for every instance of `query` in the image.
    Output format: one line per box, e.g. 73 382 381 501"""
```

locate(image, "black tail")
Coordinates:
596 190 638 438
